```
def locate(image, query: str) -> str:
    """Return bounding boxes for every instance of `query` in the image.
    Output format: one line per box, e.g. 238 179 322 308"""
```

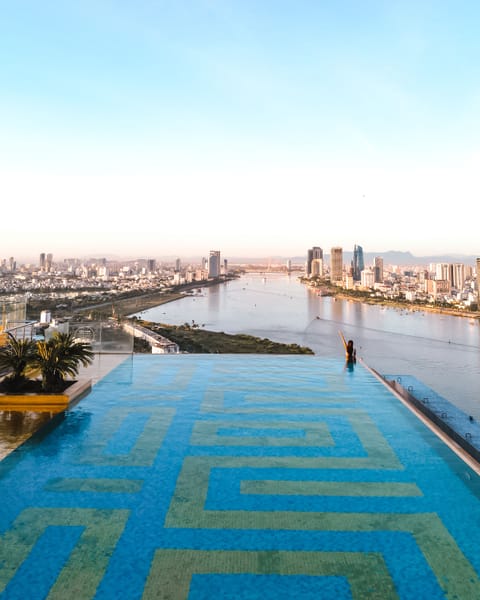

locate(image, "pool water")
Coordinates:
0 355 479 599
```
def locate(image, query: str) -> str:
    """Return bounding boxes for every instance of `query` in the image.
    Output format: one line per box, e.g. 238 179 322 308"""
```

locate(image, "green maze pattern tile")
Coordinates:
0 508 129 598
77 406 175 466
44 478 144 493
191 420 335 447
143 550 398 600
0 354 480 599
240 480 422 496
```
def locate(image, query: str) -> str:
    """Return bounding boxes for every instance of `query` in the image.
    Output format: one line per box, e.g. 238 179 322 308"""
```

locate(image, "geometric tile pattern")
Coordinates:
1 355 480 599
0 507 129 598
143 549 398 599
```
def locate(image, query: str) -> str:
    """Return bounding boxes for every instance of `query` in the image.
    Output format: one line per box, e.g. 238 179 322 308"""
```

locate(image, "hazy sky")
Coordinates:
1 1 480 261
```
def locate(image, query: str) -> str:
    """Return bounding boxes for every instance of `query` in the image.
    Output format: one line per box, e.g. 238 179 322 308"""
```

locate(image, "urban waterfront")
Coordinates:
136 273 480 421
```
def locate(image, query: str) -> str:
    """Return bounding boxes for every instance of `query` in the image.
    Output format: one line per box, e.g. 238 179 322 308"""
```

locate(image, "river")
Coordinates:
135 273 480 420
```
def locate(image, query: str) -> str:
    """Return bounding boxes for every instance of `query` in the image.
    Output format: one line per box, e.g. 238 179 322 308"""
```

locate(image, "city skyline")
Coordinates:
2 246 479 267
2 2 480 258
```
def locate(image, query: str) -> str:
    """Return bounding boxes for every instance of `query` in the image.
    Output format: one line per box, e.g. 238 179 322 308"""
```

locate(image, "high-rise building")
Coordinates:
452 263 465 290
374 257 384 283
361 268 375 288
311 258 323 277
306 246 323 277
208 250 221 278
46 253 53 272
435 263 449 281
306 249 313 275
352 244 364 281
476 258 480 292
39 253 46 271
330 247 343 283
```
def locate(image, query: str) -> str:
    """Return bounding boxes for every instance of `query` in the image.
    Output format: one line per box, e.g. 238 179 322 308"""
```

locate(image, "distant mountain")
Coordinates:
359 251 477 267
237 252 478 267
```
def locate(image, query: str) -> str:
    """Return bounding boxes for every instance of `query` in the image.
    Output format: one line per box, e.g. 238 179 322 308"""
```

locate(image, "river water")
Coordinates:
136 273 480 420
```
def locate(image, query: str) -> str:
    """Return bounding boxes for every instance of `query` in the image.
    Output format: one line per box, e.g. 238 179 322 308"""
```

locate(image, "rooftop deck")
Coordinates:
1 354 480 599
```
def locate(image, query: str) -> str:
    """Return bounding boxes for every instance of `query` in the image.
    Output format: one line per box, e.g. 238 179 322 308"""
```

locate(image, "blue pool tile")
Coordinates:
1 355 480 599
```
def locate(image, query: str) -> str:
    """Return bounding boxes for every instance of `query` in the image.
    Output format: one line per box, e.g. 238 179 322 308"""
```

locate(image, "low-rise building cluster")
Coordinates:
0 251 231 308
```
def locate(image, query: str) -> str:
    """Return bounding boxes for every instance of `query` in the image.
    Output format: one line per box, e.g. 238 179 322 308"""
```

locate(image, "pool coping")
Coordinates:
362 359 480 476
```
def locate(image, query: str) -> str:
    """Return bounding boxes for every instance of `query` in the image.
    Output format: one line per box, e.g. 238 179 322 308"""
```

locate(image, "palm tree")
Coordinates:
33 332 94 392
0 333 37 391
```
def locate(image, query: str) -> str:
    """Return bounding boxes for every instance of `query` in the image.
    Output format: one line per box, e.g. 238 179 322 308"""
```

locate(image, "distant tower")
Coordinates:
330 247 343 283
361 267 375 288
435 263 449 281
306 246 323 277
175 258 181 272
306 248 313 275
452 263 465 290
39 253 46 271
147 259 156 273
352 244 364 281
208 250 221 278
46 253 53 272
374 256 384 283
476 258 480 292
311 258 324 277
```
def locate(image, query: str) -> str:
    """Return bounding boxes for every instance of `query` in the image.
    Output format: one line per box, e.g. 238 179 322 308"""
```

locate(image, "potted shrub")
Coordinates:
31 332 94 392
0 333 37 392
0 331 94 410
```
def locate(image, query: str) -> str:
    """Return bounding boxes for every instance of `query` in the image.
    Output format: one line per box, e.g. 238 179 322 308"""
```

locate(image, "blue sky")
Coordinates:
1 1 479 260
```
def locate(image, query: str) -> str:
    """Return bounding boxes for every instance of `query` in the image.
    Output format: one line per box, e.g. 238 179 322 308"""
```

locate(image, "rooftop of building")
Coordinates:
1 354 480 598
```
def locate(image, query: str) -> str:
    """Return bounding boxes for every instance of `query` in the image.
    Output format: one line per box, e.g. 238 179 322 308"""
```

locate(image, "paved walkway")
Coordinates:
1 355 480 599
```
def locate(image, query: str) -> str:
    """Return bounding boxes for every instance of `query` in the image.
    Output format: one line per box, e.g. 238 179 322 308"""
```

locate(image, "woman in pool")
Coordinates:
339 331 356 363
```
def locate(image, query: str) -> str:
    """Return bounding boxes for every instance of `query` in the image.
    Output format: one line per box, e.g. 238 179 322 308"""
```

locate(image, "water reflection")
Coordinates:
0 410 55 459
345 360 355 373
29 409 92 457
207 284 220 315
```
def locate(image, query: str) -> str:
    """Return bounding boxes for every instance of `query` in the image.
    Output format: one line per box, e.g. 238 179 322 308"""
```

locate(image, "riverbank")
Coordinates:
306 280 480 321
25 277 238 321
138 321 314 354
334 291 480 320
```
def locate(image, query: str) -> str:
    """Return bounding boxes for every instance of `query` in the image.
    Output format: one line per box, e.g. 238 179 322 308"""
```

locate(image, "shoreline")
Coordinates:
304 278 480 321
72 278 237 320
334 292 480 320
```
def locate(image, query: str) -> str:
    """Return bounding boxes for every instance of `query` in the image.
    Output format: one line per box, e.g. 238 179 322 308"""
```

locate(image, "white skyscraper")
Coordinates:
452 263 465 290
208 250 221 278
435 263 449 281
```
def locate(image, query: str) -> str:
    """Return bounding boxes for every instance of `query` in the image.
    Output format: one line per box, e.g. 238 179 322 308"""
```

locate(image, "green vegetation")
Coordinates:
32 332 94 392
0 333 37 391
140 321 314 354
133 337 152 353
0 332 94 393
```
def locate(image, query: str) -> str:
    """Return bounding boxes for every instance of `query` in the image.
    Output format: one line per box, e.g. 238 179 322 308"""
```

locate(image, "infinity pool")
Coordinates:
1 355 479 599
